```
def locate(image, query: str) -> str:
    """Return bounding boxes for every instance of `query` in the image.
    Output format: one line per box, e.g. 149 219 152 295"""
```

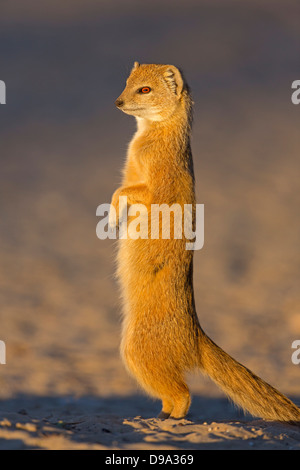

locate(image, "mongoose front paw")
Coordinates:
109 188 122 230
109 187 129 233
108 204 118 232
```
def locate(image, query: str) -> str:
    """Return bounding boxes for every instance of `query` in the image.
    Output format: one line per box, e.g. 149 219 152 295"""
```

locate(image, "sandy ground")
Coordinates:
1 1 300 450
1 396 300 450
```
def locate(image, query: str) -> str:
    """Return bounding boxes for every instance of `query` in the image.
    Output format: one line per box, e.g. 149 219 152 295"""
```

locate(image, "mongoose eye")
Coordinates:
138 87 151 94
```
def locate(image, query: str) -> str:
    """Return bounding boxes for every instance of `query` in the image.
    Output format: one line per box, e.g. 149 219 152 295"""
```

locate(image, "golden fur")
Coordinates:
110 62 300 422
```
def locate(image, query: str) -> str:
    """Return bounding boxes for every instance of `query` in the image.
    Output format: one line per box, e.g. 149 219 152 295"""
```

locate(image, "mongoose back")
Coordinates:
110 61 300 422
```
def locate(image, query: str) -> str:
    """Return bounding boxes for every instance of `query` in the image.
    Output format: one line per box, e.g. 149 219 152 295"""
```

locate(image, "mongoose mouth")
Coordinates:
121 107 145 113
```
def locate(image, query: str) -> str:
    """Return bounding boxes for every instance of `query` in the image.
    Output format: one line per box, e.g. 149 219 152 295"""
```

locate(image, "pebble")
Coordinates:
0 419 12 427
16 422 37 432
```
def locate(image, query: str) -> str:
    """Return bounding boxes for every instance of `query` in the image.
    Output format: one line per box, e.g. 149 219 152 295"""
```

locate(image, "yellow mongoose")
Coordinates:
110 61 300 422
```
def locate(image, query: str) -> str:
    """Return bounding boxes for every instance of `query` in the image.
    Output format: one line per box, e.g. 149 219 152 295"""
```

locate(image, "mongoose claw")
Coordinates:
157 411 171 420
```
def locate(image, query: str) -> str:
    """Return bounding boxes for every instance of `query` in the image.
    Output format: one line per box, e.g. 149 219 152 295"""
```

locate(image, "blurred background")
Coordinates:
0 0 300 415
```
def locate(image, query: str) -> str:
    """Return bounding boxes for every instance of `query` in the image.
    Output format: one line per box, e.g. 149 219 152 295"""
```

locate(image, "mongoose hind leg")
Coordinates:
158 398 174 419
158 384 191 420
170 387 191 419
122 339 192 419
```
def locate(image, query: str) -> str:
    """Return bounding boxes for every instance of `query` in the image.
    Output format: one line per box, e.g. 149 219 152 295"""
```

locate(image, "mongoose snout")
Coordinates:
115 98 124 108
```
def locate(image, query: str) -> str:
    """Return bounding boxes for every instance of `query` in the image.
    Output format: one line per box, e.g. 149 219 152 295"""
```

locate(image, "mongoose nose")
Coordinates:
115 98 124 108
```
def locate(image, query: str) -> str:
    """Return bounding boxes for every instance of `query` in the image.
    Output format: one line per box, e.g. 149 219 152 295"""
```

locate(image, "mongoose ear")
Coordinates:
132 61 140 71
163 66 184 97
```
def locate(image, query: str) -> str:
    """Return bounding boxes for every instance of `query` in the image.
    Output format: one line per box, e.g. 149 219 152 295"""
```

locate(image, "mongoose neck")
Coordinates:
136 93 193 149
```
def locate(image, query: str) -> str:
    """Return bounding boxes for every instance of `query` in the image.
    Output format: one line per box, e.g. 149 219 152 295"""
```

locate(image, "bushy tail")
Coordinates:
199 334 300 423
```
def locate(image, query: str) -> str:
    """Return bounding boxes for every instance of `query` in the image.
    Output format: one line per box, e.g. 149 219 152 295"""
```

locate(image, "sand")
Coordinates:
1 396 300 450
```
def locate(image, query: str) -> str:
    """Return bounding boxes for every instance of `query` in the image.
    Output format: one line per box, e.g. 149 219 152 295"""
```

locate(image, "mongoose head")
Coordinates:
115 62 189 122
